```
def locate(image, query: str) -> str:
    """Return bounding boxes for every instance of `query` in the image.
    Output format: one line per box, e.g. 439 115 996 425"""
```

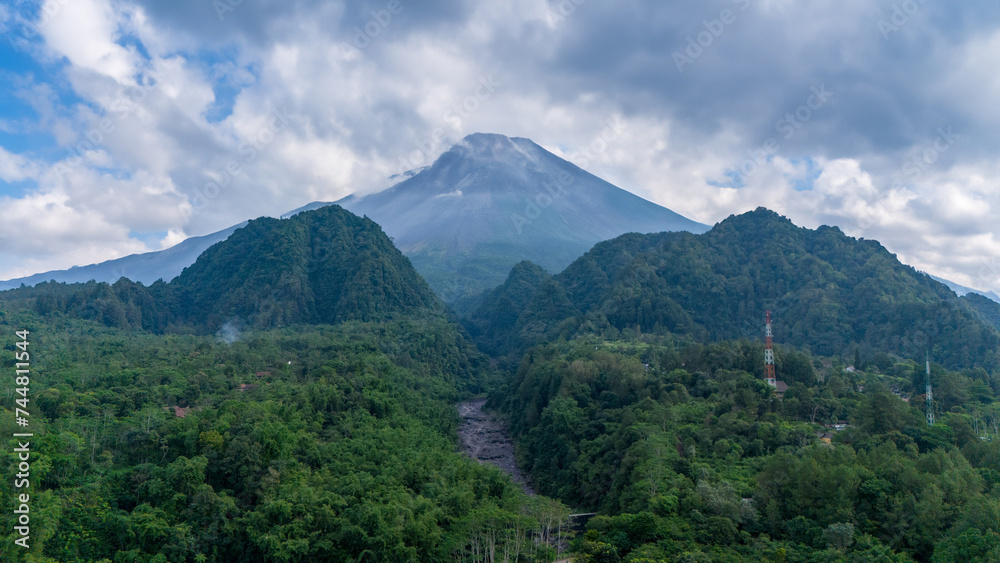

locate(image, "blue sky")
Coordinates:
1 0 999 296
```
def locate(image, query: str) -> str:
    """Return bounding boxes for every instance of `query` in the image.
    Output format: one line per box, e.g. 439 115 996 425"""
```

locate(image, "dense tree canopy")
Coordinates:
467 209 1000 374
3 205 999 562
492 335 1000 562
0 205 442 334
0 312 566 562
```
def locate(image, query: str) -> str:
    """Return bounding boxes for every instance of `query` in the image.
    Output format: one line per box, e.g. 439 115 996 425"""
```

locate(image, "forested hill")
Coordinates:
464 260 552 356
170 205 441 329
468 208 1000 370
963 292 1000 332
0 205 443 333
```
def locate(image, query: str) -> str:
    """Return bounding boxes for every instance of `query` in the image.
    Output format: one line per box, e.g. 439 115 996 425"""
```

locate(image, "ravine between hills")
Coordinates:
457 398 535 496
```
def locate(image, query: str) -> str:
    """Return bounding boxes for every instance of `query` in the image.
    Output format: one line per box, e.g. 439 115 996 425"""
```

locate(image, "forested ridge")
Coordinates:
964 293 1000 332
0 206 570 562
465 208 1000 375
0 205 442 334
1 205 998 562
468 208 1000 561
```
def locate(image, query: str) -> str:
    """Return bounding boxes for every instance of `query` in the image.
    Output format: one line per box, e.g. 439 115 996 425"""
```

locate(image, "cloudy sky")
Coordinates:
1 0 999 295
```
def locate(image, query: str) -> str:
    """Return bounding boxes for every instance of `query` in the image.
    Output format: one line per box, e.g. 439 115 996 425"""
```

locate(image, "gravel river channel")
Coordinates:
457 398 535 496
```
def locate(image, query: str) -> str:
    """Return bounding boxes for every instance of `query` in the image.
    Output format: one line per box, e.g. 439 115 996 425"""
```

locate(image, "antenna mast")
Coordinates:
765 311 776 388
925 353 934 426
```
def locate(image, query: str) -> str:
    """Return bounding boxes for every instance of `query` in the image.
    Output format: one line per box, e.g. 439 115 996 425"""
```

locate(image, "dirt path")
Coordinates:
457 398 535 496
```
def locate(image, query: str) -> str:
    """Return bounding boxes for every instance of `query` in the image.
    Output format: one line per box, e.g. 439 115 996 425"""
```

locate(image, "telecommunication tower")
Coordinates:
925 353 935 426
764 310 776 388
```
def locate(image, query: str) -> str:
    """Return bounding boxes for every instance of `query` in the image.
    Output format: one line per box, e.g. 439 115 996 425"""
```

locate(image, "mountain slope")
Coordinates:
2 134 706 303
477 208 1000 370
463 260 552 356
928 274 1000 303
962 292 1000 332
2 206 442 332
171 205 441 329
300 133 709 301
0 223 246 291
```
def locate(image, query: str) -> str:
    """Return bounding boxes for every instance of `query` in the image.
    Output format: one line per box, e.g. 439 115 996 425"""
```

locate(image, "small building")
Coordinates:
826 420 850 432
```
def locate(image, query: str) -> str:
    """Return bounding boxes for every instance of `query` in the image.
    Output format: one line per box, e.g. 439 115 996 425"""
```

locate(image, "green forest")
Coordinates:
465 209 1000 372
1 311 569 562
1 206 999 562
493 335 1000 562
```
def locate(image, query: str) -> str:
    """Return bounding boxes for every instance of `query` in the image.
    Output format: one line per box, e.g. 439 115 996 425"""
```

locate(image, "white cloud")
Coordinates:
0 147 40 182
159 229 188 250
0 149 189 279
0 187 146 279
39 0 140 83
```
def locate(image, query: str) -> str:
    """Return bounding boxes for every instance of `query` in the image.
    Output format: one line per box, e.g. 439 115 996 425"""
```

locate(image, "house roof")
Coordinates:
162 406 189 417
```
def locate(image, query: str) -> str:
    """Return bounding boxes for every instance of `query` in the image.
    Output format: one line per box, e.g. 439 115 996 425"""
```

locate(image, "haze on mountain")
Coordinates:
0 224 245 291
928 274 1000 304
0 134 708 304
317 133 709 302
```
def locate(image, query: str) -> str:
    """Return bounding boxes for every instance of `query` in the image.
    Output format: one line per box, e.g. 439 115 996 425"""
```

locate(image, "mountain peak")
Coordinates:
458 132 532 151
709 207 801 240
335 133 708 301
720 207 794 226
434 132 542 171
2 133 707 305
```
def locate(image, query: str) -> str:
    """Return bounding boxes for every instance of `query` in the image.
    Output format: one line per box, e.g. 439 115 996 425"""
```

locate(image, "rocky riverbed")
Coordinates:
457 398 535 495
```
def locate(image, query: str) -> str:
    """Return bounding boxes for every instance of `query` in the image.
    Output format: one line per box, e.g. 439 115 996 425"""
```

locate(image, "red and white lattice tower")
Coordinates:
764 310 776 388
